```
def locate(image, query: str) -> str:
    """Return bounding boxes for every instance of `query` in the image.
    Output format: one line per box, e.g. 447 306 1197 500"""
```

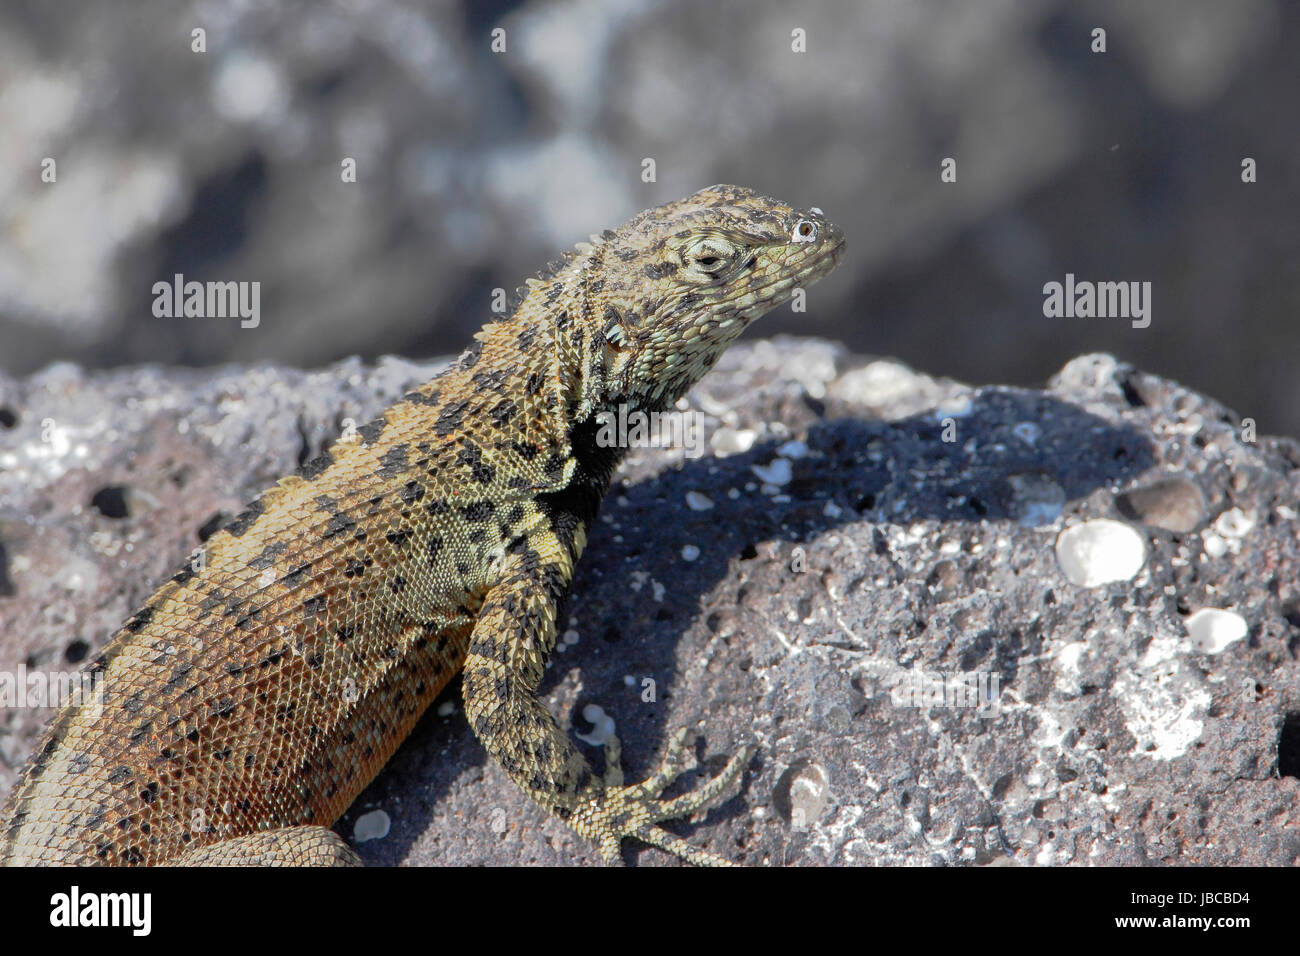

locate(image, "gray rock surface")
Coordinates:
1 338 1297 865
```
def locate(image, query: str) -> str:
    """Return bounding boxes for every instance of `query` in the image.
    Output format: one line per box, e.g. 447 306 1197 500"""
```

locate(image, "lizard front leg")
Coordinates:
462 548 751 866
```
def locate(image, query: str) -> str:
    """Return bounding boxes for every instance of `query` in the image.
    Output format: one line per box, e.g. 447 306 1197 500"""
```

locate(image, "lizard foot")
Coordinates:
574 727 752 866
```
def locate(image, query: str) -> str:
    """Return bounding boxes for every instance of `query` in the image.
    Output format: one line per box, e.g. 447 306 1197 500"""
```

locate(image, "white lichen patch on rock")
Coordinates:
1114 627 1210 760
1213 507 1255 540
1052 640 1088 695
1054 519 1146 586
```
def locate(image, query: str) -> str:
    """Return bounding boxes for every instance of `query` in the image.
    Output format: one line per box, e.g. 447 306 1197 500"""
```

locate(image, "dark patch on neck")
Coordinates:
534 415 624 556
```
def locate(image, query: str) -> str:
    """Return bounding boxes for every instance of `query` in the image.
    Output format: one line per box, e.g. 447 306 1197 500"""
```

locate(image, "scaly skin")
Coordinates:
0 184 844 865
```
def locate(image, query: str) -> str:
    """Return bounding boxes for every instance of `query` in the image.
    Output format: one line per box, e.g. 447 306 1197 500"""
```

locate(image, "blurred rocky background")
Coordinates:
1 0 1297 435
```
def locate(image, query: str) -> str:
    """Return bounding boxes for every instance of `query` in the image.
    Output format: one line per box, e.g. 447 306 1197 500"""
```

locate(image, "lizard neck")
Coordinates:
555 256 611 424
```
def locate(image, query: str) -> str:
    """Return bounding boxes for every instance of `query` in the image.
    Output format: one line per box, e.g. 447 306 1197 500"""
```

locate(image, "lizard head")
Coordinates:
575 184 845 414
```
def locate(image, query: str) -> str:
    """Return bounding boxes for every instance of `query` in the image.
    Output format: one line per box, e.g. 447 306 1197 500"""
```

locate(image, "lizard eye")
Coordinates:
684 242 736 278
680 236 744 282
792 219 817 244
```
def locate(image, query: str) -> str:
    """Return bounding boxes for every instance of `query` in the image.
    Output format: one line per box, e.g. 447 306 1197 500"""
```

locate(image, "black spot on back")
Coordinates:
225 499 265 537
124 606 155 634
377 443 410 479
299 451 333 480
358 418 387 446
436 400 470 437
249 541 288 571
403 388 441 407
457 443 496 485
490 399 517 428
322 513 357 540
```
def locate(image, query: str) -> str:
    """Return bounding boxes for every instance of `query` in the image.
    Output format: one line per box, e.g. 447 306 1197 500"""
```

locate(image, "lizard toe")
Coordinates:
573 735 753 865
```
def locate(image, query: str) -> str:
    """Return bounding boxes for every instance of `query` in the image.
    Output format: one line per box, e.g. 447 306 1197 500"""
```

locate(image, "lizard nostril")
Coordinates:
792 219 817 243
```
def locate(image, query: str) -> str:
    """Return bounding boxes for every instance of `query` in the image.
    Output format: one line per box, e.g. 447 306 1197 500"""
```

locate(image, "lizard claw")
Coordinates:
574 729 753 866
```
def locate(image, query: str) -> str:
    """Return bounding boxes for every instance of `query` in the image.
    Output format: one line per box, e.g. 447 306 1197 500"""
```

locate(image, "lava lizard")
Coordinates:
0 184 845 866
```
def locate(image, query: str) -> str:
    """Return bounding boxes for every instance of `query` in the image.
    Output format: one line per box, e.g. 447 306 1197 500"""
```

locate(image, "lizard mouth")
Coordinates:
731 230 844 314
805 239 845 278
